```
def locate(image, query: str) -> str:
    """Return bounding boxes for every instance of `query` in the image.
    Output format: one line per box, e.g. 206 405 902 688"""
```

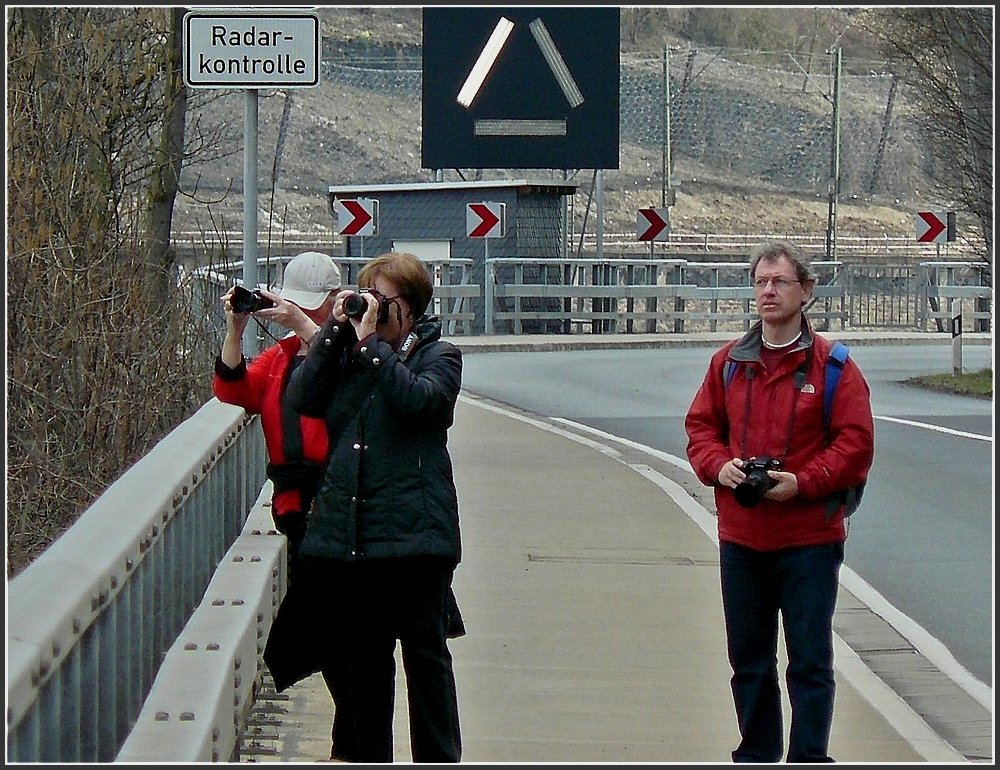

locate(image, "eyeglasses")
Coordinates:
360 287 404 324
752 276 801 290
362 288 402 304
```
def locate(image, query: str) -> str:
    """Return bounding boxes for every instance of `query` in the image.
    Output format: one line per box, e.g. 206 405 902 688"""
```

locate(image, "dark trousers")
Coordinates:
279 533 359 761
313 557 462 763
719 541 844 763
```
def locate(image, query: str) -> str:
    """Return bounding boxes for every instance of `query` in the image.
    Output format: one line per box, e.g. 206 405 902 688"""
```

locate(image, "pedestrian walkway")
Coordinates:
239 390 977 763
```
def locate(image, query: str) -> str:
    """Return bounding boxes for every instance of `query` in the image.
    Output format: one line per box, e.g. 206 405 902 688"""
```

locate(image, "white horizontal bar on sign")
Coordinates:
474 119 567 136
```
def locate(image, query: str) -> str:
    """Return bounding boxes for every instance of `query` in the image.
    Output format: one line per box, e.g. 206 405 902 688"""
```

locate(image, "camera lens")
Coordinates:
734 473 769 507
231 286 253 313
231 286 274 313
344 293 368 319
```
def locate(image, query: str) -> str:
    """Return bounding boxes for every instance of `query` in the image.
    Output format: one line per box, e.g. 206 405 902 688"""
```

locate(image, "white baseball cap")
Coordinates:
278 251 341 310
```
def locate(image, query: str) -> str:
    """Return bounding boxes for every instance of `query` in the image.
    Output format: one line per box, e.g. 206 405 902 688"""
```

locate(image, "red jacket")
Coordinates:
685 320 874 551
213 334 329 519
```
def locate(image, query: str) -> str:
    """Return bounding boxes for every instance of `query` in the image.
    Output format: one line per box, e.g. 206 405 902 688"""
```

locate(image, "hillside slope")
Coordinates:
173 7 918 245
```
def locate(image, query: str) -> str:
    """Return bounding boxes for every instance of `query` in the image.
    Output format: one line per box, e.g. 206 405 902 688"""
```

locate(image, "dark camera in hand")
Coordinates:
343 292 369 319
344 291 392 323
231 285 275 313
734 456 782 507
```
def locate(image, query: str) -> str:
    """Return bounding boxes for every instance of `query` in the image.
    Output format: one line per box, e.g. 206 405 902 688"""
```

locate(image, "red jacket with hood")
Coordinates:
685 319 874 551
213 334 329 520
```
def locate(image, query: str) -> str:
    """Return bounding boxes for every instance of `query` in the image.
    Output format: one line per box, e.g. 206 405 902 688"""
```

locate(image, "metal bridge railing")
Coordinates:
183 253 991 339
6 400 268 763
480 257 991 336
116 483 285 763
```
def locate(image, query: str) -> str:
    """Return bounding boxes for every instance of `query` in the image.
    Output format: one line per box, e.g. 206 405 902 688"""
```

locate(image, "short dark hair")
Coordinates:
749 240 815 284
358 252 434 318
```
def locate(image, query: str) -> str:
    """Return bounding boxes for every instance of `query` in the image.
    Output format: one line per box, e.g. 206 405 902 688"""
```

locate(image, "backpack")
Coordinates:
723 341 865 518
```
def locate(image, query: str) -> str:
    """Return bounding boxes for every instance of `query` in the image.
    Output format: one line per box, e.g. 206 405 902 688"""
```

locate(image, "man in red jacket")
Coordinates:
685 240 874 763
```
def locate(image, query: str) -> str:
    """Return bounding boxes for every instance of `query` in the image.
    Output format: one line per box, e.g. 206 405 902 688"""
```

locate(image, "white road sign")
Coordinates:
183 10 320 88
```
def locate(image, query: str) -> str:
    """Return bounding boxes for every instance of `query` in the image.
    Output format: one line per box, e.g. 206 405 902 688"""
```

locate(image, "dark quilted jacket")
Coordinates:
286 315 463 564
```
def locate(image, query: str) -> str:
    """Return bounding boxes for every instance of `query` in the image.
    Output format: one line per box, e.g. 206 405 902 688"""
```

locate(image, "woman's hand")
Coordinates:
333 289 378 340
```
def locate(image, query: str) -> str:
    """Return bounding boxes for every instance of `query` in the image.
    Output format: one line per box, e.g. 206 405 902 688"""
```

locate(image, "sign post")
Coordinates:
183 9 320 355
467 202 506 334
951 299 963 376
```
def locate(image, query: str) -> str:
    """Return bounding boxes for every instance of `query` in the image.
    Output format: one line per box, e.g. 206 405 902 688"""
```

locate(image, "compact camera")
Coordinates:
733 456 782 508
343 291 391 323
231 285 275 313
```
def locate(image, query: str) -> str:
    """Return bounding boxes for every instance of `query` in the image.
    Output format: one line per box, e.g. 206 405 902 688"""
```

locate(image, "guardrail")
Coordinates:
173 229 982 263
7 400 268 762
184 254 990 338
117 485 285 763
918 261 993 332
484 257 852 335
577 231 981 261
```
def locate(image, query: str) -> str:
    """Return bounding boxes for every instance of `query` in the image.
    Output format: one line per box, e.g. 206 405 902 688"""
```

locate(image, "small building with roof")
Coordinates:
326 179 578 332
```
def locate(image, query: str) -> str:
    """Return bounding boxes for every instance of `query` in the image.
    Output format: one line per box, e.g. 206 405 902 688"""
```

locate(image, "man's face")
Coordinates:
752 255 811 325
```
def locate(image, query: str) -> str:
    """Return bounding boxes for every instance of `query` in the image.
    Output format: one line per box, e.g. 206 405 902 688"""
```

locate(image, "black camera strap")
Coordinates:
780 348 812 459
733 345 812 461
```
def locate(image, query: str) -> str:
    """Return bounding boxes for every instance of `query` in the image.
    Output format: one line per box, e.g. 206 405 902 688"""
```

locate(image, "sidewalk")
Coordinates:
241 392 972 763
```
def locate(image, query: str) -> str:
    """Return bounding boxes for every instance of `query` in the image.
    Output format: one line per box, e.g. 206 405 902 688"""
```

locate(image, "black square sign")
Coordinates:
422 7 620 170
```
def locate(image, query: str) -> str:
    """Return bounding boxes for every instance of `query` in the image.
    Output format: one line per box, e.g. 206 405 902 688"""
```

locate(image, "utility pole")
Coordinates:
824 47 842 262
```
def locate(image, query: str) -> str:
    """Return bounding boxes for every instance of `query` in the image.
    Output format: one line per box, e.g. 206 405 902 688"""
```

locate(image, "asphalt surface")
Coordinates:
239 330 992 764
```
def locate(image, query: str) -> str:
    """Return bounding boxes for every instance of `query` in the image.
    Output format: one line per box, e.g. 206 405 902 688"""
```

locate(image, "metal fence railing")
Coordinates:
480 258 991 336
7 400 268 763
184 255 991 340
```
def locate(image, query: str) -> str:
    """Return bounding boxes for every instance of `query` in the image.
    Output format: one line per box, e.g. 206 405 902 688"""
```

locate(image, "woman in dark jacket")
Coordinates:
286 251 463 763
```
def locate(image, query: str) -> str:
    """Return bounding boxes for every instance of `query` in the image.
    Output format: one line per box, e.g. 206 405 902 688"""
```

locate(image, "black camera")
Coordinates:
343 291 391 323
343 292 369 319
231 285 274 313
733 456 782 507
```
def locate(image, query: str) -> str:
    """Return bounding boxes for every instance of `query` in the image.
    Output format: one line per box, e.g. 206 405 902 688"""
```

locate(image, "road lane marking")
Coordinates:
459 395 985 760
875 415 992 441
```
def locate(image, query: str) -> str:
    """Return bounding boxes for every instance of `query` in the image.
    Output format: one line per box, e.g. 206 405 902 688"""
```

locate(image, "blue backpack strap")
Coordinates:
824 342 849 428
822 342 865 520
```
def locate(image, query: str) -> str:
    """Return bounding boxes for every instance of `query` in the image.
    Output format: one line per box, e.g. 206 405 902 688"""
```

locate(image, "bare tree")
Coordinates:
6 7 214 576
144 6 188 299
858 7 993 273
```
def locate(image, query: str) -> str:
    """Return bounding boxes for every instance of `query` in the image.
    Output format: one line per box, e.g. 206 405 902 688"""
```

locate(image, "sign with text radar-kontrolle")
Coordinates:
183 10 320 89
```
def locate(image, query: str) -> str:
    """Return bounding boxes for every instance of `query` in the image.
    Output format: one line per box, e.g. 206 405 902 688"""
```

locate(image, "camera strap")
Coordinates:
779 351 811 459
726 346 812 460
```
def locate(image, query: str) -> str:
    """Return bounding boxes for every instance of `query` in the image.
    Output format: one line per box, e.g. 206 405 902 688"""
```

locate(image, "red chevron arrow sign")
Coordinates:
637 208 669 241
334 198 377 236
915 211 948 243
467 202 505 238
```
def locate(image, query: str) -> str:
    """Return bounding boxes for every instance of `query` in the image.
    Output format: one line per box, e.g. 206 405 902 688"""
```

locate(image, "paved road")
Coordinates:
240 332 992 764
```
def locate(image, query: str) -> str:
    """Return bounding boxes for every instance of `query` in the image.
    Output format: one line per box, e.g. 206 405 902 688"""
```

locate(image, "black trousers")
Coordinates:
720 541 843 763
305 556 462 763
266 528 358 760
